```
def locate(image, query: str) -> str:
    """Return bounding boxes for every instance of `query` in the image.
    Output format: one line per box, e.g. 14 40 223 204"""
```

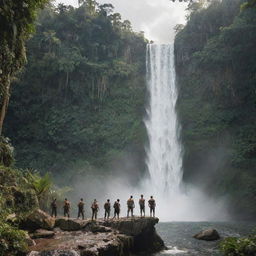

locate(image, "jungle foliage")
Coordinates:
0 166 39 256
175 0 256 219
0 221 28 256
0 165 68 255
4 1 148 181
220 235 256 256
0 0 49 135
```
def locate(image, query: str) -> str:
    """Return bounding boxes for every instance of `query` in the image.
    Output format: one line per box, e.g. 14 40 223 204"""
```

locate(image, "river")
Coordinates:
154 221 255 256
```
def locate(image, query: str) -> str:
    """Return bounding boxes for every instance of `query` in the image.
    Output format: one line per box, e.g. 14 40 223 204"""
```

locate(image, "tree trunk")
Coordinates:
0 75 11 135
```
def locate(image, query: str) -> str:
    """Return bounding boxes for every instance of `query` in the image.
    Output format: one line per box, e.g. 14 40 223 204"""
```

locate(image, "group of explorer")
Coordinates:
50 195 156 220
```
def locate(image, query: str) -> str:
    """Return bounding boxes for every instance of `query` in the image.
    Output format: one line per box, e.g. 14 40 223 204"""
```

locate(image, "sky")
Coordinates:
54 0 188 43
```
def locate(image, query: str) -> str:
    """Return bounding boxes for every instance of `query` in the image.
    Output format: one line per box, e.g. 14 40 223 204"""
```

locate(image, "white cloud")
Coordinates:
53 0 187 43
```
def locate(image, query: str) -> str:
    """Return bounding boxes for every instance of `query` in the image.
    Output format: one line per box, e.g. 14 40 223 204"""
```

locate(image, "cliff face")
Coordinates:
174 0 256 219
102 217 164 253
27 217 165 256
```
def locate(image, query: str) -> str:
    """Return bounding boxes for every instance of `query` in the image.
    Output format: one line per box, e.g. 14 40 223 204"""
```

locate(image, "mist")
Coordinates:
65 173 231 222
60 151 230 222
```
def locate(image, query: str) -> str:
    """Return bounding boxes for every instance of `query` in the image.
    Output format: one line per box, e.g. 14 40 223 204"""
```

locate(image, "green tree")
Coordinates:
175 0 256 219
0 0 49 135
5 1 148 184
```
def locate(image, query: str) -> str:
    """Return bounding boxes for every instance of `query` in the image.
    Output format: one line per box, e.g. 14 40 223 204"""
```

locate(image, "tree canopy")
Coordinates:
5 1 148 183
0 0 49 135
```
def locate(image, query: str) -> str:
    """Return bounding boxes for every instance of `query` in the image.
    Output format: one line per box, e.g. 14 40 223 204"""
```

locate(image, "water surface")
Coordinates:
155 222 255 256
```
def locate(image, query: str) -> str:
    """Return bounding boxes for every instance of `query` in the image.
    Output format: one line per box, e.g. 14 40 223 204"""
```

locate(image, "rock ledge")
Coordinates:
28 216 165 256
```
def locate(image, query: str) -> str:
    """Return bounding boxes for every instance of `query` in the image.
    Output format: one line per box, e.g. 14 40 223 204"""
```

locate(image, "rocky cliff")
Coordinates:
27 215 165 256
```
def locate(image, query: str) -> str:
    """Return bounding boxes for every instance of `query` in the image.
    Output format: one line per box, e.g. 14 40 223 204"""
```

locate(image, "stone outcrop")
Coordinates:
28 250 79 256
193 228 220 241
27 216 165 256
30 229 55 239
55 218 89 231
21 209 55 231
101 217 165 253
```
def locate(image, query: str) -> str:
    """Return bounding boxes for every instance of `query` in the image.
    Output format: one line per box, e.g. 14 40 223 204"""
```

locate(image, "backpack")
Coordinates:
149 199 155 207
78 201 84 209
139 198 145 206
127 199 134 207
104 202 110 210
114 202 120 210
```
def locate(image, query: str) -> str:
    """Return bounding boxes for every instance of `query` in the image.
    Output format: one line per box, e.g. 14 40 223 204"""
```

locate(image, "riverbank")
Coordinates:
27 216 165 256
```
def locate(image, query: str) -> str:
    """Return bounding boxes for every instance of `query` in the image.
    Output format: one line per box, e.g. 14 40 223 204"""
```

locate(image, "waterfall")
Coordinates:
145 44 183 196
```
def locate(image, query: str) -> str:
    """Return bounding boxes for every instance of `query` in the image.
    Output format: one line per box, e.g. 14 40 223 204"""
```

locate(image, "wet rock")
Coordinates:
83 222 112 233
102 217 165 253
55 218 89 231
28 250 79 256
30 229 55 239
28 217 165 255
80 236 129 256
101 217 159 236
21 209 55 231
80 248 98 256
25 233 36 246
193 228 220 241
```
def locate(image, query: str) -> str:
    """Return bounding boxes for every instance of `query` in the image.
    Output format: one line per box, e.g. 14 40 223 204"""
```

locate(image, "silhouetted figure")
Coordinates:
113 199 120 219
127 195 135 217
148 196 156 217
77 198 85 220
91 199 99 220
51 198 57 218
104 199 111 220
63 198 71 218
139 194 145 217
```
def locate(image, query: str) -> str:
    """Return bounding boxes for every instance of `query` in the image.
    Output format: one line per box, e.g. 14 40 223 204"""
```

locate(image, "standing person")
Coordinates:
77 198 85 220
63 198 71 218
104 199 111 220
139 194 145 217
113 199 120 219
51 198 57 218
148 196 156 217
91 199 99 220
127 195 135 218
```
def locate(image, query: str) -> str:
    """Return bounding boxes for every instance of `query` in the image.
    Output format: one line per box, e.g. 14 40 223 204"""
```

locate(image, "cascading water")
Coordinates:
142 44 228 221
145 44 183 196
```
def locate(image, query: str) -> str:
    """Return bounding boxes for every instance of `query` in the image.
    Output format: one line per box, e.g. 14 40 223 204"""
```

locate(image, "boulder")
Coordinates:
81 249 98 256
55 218 89 231
102 217 165 253
21 209 55 231
83 222 112 233
30 229 55 239
193 228 220 241
28 250 80 256
80 237 126 256
101 217 159 236
25 233 36 246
